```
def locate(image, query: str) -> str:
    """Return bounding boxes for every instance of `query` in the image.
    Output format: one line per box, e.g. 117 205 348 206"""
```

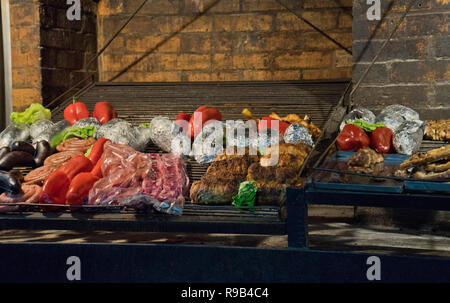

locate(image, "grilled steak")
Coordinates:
347 147 384 174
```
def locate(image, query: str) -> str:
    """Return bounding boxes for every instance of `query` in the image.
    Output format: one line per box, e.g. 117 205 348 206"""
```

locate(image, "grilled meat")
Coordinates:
190 153 259 205
347 147 384 174
190 143 310 206
399 145 450 169
425 120 450 141
269 112 322 140
395 145 450 180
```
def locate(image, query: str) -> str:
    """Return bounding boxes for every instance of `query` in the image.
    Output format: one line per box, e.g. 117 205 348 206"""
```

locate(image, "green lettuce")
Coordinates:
232 180 258 212
139 123 151 128
51 126 95 149
346 119 385 132
11 103 51 125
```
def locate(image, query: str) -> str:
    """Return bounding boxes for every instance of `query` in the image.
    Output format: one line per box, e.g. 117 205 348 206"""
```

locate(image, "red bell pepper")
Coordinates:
64 97 90 125
57 155 93 181
258 117 290 135
40 170 71 211
66 172 99 210
88 138 109 166
91 157 103 178
93 101 118 125
371 126 393 154
337 124 371 152
188 106 222 139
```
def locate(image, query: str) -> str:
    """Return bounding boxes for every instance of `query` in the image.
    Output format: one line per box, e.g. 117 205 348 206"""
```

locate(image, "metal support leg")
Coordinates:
286 187 308 249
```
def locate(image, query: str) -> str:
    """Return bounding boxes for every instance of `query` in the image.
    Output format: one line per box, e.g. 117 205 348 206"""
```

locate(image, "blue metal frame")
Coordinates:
295 184 450 249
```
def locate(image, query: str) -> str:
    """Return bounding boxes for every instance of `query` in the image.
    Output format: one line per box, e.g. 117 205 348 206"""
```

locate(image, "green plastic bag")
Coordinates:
232 180 258 212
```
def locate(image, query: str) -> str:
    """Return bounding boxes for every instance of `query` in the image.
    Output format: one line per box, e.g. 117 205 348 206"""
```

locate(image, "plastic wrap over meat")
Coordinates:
340 108 376 131
33 120 71 144
141 153 189 215
191 121 224 165
0 123 30 148
149 116 182 153
88 142 151 206
88 142 189 215
284 123 314 147
74 118 102 134
376 104 420 133
393 120 425 155
30 120 55 139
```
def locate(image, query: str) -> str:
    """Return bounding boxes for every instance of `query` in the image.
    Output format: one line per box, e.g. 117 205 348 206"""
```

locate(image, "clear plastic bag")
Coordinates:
340 108 376 131
88 142 189 215
0 123 30 148
141 153 189 215
393 120 425 155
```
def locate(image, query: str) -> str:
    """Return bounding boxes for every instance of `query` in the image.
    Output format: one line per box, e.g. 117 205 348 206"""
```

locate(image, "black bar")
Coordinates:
304 188 450 211
0 242 448 283
0 212 286 235
286 187 308 249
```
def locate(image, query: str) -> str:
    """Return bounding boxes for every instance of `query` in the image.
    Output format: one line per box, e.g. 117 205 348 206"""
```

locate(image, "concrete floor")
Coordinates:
0 221 448 258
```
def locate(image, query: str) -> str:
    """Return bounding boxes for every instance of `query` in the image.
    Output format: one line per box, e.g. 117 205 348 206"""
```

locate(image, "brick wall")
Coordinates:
352 0 450 112
40 0 98 106
97 0 353 82
9 0 42 111
9 0 98 110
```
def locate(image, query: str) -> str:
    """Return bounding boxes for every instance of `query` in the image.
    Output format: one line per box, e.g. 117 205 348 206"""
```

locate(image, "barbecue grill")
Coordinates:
0 80 350 247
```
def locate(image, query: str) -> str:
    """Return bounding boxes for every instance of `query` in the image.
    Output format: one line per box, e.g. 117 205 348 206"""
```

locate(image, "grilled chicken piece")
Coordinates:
399 145 450 169
425 120 450 141
260 143 311 168
413 169 450 180
269 112 322 140
424 160 450 173
347 147 384 174
247 143 311 205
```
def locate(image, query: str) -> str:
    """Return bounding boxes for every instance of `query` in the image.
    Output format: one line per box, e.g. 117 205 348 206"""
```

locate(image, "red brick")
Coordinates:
181 15 213 33
303 0 352 8
12 88 42 111
302 68 352 80
12 67 41 88
157 54 211 70
126 36 180 53
275 52 332 69
214 14 273 32
233 53 271 69
242 70 273 81
241 0 283 11
213 53 233 70
273 70 301 80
